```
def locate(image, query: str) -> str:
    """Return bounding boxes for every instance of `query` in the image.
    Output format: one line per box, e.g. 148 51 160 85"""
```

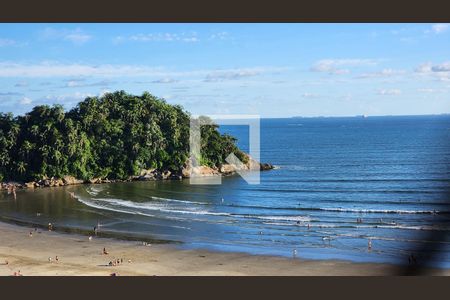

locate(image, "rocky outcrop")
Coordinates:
88 178 102 184
36 178 65 187
1 154 274 191
181 154 274 178
62 176 84 185
137 169 179 181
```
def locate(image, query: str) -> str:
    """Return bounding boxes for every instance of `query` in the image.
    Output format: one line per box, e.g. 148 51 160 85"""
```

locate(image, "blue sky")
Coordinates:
0 23 449 117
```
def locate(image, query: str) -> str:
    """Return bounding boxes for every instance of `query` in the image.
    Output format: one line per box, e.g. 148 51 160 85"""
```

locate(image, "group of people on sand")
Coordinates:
108 258 124 266
48 256 59 263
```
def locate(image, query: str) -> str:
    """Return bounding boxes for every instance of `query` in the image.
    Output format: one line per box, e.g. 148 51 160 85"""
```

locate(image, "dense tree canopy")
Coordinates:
0 91 247 182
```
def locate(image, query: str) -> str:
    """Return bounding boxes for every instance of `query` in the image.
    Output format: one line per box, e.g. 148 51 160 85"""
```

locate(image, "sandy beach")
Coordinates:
0 221 447 276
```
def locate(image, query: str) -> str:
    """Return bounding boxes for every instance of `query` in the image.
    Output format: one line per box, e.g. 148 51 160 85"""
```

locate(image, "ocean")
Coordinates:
1 115 449 267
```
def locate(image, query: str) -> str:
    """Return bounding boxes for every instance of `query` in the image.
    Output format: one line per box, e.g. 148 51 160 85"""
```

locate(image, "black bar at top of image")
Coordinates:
0 0 450 22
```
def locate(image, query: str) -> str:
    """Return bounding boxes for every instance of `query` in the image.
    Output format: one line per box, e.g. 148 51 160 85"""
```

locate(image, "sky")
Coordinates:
0 23 449 118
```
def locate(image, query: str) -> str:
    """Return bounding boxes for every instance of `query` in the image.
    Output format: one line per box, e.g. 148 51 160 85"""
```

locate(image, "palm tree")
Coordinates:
16 161 27 174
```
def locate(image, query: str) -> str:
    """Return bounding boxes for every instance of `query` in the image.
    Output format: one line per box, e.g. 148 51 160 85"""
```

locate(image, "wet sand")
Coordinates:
0 222 448 276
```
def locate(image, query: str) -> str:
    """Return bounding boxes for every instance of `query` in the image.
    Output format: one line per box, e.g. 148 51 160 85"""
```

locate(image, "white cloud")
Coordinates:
430 24 450 34
19 97 32 105
431 62 450 72
0 62 166 78
0 38 17 47
115 32 199 43
311 59 378 75
204 69 263 82
64 32 92 45
63 79 113 88
0 62 285 84
301 93 320 98
417 88 446 93
209 32 230 40
40 27 92 45
152 78 178 84
357 69 406 79
377 89 402 95
415 62 450 81
415 62 433 73
39 92 95 107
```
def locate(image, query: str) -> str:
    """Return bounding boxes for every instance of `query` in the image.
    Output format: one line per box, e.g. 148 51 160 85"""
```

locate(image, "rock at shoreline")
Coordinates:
89 178 102 184
1 156 274 191
139 174 155 181
162 170 172 180
62 176 84 185
25 182 36 189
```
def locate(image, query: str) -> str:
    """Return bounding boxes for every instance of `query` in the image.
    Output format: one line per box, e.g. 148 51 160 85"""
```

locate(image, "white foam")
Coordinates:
256 215 311 222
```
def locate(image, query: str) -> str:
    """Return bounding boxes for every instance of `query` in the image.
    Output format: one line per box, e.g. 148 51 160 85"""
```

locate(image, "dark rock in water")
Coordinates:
260 163 274 171
169 174 182 180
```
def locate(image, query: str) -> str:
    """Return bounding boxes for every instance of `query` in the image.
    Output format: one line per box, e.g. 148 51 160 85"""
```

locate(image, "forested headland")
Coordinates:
0 91 253 184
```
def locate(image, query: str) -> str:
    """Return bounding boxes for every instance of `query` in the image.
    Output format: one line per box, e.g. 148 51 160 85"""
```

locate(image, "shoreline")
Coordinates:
0 159 275 191
1 221 448 276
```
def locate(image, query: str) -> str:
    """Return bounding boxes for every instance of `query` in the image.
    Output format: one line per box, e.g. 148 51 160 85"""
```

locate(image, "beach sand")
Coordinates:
0 222 447 276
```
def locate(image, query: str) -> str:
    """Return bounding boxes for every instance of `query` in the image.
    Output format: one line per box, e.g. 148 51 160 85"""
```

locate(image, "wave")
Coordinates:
75 194 450 233
77 197 156 217
314 207 443 214
227 203 446 215
255 215 311 222
261 222 450 231
77 195 314 223
79 196 231 217
150 196 207 206
247 188 448 194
